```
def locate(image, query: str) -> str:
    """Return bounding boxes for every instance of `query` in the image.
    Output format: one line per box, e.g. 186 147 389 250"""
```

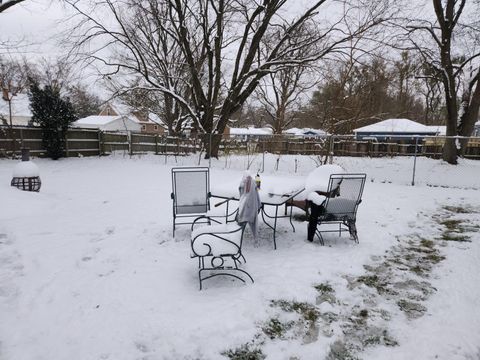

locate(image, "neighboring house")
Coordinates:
0 92 32 126
73 115 141 132
229 126 273 140
353 119 438 140
284 127 329 138
99 102 165 135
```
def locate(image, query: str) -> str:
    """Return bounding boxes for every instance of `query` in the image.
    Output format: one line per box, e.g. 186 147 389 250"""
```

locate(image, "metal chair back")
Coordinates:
171 167 210 235
323 174 366 221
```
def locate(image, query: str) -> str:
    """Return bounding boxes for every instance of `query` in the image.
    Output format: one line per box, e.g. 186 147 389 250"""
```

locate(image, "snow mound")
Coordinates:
12 161 40 177
305 164 345 194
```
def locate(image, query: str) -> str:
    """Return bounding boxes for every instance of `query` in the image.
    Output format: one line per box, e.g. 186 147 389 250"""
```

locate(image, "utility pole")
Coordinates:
2 86 17 158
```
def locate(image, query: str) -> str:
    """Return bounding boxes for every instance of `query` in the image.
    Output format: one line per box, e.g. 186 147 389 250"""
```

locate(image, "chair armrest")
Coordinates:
191 224 244 257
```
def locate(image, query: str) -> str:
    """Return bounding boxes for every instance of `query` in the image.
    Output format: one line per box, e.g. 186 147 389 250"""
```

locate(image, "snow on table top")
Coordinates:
212 174 305 204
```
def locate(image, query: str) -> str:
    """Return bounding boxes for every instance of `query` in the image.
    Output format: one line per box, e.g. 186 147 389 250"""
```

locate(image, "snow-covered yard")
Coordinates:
0 154 479 360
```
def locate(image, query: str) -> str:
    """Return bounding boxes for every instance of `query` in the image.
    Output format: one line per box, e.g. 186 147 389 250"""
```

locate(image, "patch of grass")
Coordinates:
359 309 369 318
357 274 399 296
423 253 446 264
443 206 474 214
441 232 471 242
261 318 294 340
326 340 359 360
397 299 427 318
314 283 334 294
419 238 435 248
270 300 320 322
409 265 426 276
440 219 463 231
406 246 436 254
357 274 379 287
362 329 398 347
221 344 265 360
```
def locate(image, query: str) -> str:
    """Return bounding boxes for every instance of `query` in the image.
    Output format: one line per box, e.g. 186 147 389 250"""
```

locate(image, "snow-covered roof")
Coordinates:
148 113 166 126
353 119 435 134
284 127 328 136
75 115 125 126
426 125 446 136
229 127 273 136
0 93 32 118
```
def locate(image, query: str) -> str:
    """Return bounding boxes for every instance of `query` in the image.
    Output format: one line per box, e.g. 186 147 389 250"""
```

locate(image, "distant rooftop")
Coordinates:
284 127 328 136
229 127 273 136
75 115 125 126
353 118 435 134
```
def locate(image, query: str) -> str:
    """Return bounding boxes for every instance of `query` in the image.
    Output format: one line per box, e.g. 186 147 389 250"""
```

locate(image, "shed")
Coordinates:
73 115 141 132
229 127 273 140
284 127 329 138
353 119 437 140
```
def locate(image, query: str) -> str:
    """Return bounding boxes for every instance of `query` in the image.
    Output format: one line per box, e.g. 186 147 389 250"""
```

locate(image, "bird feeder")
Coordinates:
11 148 41 192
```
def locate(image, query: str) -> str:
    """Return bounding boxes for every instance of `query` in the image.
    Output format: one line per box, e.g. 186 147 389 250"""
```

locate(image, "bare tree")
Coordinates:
255 25 319 134
0 0 25 13
66 0 395 157
403 0 480 164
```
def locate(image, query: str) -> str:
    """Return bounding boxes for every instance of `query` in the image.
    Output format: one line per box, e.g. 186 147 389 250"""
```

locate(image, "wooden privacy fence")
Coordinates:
1 126 480 159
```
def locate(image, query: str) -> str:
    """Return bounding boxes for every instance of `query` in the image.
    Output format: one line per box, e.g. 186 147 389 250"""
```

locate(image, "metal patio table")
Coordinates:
211 187 304 250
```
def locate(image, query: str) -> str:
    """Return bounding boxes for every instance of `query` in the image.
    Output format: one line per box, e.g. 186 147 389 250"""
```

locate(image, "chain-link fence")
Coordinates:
1 126 479 189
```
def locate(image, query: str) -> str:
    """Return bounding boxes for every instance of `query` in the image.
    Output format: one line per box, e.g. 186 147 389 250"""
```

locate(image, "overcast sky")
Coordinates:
1 1 69 59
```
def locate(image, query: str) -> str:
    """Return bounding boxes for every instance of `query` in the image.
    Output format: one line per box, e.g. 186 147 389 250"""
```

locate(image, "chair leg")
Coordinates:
348 220 358 243
315 230 325 246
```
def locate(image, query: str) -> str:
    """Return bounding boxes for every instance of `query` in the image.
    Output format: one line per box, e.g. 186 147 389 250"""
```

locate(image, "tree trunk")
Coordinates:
458 79 480 156
441 73 458 164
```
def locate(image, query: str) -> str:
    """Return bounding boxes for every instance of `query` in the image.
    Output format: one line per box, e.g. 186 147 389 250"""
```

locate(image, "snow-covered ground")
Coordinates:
0 154 479 360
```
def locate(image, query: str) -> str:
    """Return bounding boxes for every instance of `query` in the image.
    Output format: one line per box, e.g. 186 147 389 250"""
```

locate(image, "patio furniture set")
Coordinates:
171 166 366 290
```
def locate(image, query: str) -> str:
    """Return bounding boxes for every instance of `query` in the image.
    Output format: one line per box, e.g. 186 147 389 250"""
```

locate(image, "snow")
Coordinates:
75 115 125 126
353 119 436 134
305 164 344 193
73 115 141 132
426 125 447 136
284 127 329 137
229 127 273 136
12 161 40 177
0 154 479 360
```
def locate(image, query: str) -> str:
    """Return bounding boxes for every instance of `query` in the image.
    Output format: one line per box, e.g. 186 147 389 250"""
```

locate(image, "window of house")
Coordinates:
142 125 146 131
154 125 158 130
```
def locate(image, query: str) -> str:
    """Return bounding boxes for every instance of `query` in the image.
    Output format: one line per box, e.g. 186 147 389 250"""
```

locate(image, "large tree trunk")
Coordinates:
441 73 459 164
458 80 480 155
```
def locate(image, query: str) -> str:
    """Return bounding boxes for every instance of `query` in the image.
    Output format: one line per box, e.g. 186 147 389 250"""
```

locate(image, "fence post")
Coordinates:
411 136 419 186
209 133 212 168
262 150 266 173
128 131 133 156
329 135 334 164
98 130 103 156
65 131 69 157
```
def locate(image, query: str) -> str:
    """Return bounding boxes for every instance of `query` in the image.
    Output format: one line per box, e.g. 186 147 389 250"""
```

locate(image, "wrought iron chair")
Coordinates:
191 219 253 290
171 167 219 237
309 173 366 245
